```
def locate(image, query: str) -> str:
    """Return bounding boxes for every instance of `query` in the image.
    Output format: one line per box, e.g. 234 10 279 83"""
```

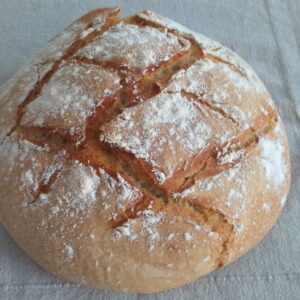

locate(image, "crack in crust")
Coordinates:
72 56 133 74
205 53 246 77
178 121 273 193
184 199 234 267
109 191 235 268
180 90 239 125
83 47 194 135
28 168 62 205
108 196 159 229
132 14 248 78
80 31 203 136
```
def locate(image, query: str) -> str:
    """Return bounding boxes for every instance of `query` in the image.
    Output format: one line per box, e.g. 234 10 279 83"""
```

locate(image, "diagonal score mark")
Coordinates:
132 13 248 78
109 184 235 269
205 53 246 77
6 8 121 138
82 32 202 135
180 90 239 125
181 198 235 268
28 168 62 205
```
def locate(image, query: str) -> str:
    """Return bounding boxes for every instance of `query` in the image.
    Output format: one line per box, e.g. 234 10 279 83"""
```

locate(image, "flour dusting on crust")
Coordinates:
97 168 142 216
0 134 65 203
21 60 121 138
53 161 100 215
100 92 213 183
166 58 270 130
137 10 266 93
258 123 287 189
114 210 165 243
0 63 52 143
78 23 190 72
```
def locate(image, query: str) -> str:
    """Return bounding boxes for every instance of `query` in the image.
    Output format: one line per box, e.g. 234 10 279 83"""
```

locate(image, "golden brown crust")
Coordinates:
0 7 291 293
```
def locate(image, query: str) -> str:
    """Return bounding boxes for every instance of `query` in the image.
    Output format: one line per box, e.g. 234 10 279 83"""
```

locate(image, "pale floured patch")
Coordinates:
78 22 189 71
259 137 286 188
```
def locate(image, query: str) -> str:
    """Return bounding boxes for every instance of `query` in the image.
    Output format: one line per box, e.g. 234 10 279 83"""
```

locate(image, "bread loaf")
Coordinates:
0 7 291 293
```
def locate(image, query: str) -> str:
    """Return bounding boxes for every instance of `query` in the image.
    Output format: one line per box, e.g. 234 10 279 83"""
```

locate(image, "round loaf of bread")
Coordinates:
0 7 291 293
